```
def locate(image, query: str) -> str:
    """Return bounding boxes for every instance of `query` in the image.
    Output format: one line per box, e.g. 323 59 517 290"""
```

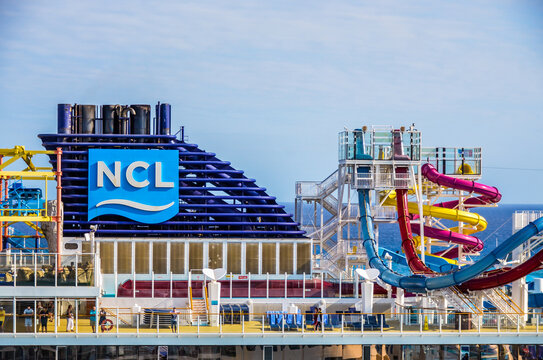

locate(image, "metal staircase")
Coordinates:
482 288 524 327
295 170 339 202
297 168 368 279
322 194 339 216
191 299 208 325
303 216 346 251
316 258 351 280
145 311 174 328
438 287 480 328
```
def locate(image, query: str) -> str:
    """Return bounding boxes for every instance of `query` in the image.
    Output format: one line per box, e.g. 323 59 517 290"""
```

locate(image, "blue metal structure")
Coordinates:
39 103 305 239
0 181 46 252
3 181 44 216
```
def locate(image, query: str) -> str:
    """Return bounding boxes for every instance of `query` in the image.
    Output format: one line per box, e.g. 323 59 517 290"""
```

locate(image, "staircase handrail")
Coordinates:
204 283 210 312
318 169 339 196
103 308 131 326
449 286 482 314
319 258 351 280
492 288 523 315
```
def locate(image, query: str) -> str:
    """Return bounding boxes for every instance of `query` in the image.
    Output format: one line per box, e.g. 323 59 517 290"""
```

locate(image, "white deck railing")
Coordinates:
0 309 539 336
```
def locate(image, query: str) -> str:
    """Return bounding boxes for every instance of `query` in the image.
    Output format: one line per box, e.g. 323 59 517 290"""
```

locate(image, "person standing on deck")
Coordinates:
89 306 96 333
314 308 322 331
0 307 5 332
170 307 178 333
36 302 43 332
99 308 107 332
66 304 74 332
39 307 48 333
23 306 33 332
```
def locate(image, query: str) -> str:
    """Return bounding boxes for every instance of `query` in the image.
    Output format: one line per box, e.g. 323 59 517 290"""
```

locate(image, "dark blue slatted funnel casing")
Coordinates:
39 129 305 238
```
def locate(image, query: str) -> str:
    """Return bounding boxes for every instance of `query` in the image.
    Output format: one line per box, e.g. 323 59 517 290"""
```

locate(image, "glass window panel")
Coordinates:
189 243 203 273
227 243 241 274
81 241 93 266
279 243 293 274
100 242 114 274
297 243 311 274
135 242 149 274
117 242 132 274
245 243 259 274
153 242 167 274
208 243 223 269
170 242 185 274
262 243 276 274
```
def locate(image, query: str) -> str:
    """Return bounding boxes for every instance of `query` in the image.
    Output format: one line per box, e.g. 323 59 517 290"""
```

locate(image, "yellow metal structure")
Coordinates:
0 146 61 252
0 146 57 223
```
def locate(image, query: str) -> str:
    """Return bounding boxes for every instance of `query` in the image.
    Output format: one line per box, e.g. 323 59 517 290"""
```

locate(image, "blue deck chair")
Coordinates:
377 314 389 329
240 304 250 321
367 315 378 330
231 304 241 324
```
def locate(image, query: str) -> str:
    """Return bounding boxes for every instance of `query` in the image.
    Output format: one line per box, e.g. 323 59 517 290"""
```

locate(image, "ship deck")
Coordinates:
1 317 542 346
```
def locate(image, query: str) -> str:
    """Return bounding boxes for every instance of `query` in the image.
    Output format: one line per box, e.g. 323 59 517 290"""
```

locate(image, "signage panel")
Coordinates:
88 149 179 224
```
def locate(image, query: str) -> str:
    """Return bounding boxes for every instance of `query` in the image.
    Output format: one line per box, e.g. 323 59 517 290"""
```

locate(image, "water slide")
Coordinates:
419 163 501 258
380 247 455 274
358 134 543 291
382 194 486 258
460 248 543 291
422 163 501 203
393 161 500 272
394 161 543 291
361 184 543 291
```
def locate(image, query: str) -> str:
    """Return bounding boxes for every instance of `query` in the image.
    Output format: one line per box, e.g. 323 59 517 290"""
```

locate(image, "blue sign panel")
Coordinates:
88 149 179 224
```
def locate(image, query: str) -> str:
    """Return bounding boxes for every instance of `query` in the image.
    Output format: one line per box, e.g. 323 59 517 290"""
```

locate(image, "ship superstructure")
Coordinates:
0 108 542 358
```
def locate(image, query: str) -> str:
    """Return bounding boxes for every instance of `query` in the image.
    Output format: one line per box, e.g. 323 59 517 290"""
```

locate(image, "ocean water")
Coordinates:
282 203 543 257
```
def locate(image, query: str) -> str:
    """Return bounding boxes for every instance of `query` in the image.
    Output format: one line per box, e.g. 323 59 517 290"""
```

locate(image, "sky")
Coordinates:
1 1 543 203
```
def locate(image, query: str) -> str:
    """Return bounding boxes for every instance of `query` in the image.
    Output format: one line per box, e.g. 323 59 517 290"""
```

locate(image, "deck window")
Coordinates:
170 242 185 274
297 243 311 274
279 243 294 274
208 243 223 269
117 242 132 274
262 243 276 274
153 242 167 274
189 243 203 273
100 242 114 274
245 243 259 274
135 242 149 274
227 243 241 274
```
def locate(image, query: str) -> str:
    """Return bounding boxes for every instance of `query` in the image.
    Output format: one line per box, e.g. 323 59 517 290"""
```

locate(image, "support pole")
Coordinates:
284 272 287 298
75 299 79 333
416 164 425 263
248 272 251 299
12 297 15 334
0 155 3 252
303 272 306 299
75 254 78 287
55 148 63 269
2 174 8 251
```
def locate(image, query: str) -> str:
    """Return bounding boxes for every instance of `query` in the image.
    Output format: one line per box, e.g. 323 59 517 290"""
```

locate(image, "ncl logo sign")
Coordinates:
88 149 179 224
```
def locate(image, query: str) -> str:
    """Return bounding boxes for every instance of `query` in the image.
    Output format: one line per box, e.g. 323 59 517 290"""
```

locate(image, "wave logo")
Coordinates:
88 149 179 224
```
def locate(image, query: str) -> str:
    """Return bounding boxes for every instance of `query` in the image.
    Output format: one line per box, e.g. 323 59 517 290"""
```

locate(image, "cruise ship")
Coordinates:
0 103 542 359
